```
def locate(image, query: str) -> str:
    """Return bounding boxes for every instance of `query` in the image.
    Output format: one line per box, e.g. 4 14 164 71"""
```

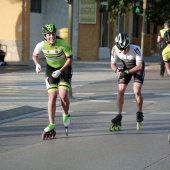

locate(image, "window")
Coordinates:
31 0 42 13
132 14 139 37
99 2 110 47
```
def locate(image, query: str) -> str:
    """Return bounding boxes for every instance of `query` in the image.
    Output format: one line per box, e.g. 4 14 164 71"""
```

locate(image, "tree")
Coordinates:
97 0 170 25
146 0 170 25
97 0 134 22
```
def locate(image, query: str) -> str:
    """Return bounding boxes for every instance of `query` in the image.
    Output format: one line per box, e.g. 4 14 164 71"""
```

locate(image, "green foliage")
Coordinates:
146 0 170 25
108 0 133 22
96 0 170 25
96 0 134 22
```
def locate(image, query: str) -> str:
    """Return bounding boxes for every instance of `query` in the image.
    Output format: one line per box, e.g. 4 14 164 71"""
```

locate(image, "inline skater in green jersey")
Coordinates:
32 24 73 139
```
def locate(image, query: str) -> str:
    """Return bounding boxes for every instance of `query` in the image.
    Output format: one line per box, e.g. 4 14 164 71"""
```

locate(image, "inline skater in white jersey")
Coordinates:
32 24 73 139
109 32 145 131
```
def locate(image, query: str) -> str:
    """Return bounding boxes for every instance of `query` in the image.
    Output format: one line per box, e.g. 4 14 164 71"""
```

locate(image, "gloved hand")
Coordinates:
115 68 123 75
36 63 41 73
52 70 61 78
119 70 129 79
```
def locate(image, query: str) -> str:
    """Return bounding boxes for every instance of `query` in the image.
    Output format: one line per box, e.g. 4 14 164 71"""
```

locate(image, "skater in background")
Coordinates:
32 24 73 139
162 29 170 77
157 20 170 77
109 32 145 131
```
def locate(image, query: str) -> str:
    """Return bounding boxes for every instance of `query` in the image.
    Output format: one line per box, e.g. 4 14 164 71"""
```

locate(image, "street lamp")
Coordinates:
141 0 147 56
64 0 73 49
64 0 74 98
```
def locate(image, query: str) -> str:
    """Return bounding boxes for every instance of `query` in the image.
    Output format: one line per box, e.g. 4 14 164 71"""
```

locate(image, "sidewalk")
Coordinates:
0 55 161 73
0 56 160 121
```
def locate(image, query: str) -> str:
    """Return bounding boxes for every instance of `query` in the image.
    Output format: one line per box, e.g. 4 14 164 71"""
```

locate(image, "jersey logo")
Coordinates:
134 48 141 56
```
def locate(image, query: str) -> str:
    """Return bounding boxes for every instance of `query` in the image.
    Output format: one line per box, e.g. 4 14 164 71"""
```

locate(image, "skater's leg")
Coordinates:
48 91 58 124
117 84 127 114
59 87 70 127
133 82 144 130
133 82 143 112
59 87 70 136
109 84 126 131
58 88 70 116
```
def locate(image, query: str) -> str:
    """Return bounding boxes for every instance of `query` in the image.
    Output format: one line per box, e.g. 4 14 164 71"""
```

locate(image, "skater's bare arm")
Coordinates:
127 61 143 74
111 63 118 73
59 57 73 72
32 54 39 65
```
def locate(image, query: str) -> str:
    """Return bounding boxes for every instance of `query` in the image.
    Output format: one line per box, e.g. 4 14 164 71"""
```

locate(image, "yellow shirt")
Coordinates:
162 46 170 62
160 28 169 37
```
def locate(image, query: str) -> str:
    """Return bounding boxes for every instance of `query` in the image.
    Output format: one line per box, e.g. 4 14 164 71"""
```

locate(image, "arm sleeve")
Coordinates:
33 41 44 55
134 46 143 63
111 46 117 63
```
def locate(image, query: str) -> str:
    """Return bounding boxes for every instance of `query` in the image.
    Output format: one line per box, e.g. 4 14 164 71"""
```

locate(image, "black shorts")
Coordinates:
46 64 72 92
118 63 145 85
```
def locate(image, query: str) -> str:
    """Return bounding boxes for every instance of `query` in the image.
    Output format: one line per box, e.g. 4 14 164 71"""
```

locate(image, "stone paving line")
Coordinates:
0 57 160 120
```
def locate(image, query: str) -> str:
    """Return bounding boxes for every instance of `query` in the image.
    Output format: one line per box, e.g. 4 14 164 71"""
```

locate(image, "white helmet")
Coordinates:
115 32 129 50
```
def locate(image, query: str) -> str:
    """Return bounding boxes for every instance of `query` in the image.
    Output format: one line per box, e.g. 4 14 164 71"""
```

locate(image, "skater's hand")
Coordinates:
36 63 41 73
115 68 123 75
119 70 129 79
52 70 61 78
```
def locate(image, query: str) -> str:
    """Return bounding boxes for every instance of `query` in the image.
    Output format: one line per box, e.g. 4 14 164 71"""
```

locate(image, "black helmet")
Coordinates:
164 29 170 42
164 20 170 27
42 24 56 35
115 32 129 50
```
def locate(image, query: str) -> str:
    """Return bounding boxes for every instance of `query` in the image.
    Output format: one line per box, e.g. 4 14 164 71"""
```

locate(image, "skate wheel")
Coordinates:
42 133 48 140
65 127 68 136
137 122 141 131
114 126 118 131
109 123 114 132
52 131 56 139
117 125 121 131
49 132 53 139
49 130 56 139
42 133 45 140
109 123 121 131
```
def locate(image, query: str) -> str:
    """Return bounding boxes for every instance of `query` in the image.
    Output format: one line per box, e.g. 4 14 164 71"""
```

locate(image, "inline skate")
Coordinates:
42 123 56 140
136 112 144 131
63 114 70 136
109 114 122 131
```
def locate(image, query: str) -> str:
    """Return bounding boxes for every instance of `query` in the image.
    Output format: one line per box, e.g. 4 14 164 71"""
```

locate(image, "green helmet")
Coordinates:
164 29 170 42
42 24 56 35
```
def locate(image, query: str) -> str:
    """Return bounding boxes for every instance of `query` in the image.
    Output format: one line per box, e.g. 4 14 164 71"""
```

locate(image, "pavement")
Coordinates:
0 55 161 121
1 55 170 170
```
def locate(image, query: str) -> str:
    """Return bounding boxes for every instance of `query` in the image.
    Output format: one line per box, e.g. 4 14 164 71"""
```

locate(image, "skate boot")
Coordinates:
42 123 56 140
136 112 144 131
168 130 170 143
62 114 70 136
109 114 122 131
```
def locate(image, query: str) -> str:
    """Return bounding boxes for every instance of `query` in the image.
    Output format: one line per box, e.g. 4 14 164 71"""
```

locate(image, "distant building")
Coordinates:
0 0 160 62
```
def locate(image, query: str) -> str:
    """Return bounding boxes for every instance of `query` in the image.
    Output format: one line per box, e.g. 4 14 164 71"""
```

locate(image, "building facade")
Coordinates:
0 0 160 62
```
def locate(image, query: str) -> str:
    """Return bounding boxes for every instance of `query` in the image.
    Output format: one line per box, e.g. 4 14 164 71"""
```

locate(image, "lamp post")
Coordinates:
65 0 74 98
65 0 73 49
141 0 147 56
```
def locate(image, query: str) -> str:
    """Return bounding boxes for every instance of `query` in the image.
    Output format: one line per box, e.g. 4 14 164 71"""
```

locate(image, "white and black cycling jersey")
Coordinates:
111 44 143 69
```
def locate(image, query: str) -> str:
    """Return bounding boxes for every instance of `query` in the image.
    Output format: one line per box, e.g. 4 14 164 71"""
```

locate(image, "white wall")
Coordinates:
30 0 79 59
